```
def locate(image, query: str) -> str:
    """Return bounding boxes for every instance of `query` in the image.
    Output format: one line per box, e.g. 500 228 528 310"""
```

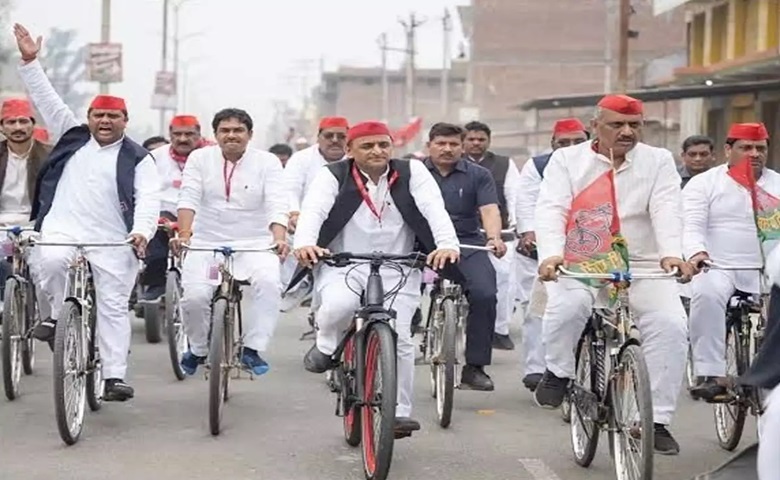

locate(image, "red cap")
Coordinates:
1 98 33 120
346 121 392 144
170 115 200 128
32 127 49 142
89 95 127 111
553 118 586 136
597 94 643 115
319 116 349 130
727 122 769 141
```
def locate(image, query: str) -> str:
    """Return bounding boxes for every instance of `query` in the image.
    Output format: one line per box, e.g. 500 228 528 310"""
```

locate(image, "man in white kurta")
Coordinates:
174 108 288 376
294 121 460 436
534 94 691 455
684 122 779 402
515 118 589 391
15 23 160 401
463 121 519 351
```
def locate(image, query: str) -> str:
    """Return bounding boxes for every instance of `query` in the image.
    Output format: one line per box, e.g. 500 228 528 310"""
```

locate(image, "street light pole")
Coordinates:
617 0 630 92
159 0 170 134
441 8 452 118
400 12 425 121
99 0 111 94
378 33 389 123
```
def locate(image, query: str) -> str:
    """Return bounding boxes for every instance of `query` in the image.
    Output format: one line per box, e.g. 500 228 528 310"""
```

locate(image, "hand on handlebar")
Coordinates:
661 256 694 283
272 238 290 260
486 237 507 258
687 251 710 275
427 248 459 271
294 245 330 268
538 255 564 281
169 235 190 256
127 233 148 259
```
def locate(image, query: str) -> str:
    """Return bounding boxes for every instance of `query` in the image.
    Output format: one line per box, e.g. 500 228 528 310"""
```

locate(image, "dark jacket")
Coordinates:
0 139 50 205
472 151 511 228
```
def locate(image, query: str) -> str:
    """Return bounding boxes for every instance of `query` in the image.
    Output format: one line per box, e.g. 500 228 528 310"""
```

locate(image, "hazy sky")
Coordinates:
13 0 467 144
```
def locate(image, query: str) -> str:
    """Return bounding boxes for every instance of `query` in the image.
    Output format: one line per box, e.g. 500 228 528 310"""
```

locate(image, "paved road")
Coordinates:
1 308 754 480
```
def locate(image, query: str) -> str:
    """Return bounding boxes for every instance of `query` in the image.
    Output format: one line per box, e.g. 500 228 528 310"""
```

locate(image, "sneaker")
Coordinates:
139 285 165 304
303 344 334 374
394 417 421 439
460 365 495 391
689 376 730 402
654 423 680 455
180 350 206 376
522 373 544 392
533 369 569 409
241 347 270 376
492 333 515 350
33 319 56 343
104 378 134 402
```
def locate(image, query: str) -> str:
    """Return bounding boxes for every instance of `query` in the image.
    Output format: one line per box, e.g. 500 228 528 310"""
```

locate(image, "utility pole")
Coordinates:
378 33 390 123
617 0 631 92
159 0 170 134
173 1 181 113
441 8 452 118
604 0 615 93
400 12 425 121
99 0 111 94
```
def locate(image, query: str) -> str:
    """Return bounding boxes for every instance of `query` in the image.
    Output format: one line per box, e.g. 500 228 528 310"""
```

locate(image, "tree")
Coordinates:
39 28 90 115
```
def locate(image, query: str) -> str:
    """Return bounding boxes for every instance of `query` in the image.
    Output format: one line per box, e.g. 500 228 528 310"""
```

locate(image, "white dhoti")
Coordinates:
314 264 419 418
523 278 547 376
689 269 760 377
181 249 281 357
491 241 516 336
759 385 780 479
542 277 687 425
32 237 138 379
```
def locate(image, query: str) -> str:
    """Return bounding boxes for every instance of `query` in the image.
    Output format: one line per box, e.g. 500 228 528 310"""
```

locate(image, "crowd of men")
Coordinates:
1 22 778 479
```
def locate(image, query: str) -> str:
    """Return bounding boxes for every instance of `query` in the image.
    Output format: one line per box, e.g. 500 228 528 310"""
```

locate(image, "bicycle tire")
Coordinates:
570 331 601 467
361 321 397 480
85 292 103 412
2 278 22 400
425 301 437 399
435 298 457 428
714 320 748 451
143 303 163 344
342 335 361 447
21 278 36 375
209 298 228 436
165 271 186 381
608 344 653 480
53 300 87 446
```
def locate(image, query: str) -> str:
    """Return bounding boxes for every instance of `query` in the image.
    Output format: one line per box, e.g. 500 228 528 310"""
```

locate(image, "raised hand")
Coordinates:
13 23 42 61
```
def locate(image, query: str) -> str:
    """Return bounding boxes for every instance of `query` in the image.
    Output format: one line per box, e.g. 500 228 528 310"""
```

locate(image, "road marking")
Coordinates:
519 458 563 480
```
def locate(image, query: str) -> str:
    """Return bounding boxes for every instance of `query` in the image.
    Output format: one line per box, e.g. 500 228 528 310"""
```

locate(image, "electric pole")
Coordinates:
378 33 390 123
159 0 170 134
99 0 111 94
604 0 615 93
400 12 425 121
617 0 631 92
441 8 452 118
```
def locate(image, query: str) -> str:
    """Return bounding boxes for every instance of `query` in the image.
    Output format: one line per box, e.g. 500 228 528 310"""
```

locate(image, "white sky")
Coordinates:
13 0 467 144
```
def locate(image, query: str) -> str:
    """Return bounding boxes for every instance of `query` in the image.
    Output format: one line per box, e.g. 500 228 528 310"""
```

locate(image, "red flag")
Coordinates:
728 157 780 241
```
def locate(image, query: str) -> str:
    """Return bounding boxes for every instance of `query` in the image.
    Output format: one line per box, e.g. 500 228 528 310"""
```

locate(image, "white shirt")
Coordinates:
150 144 184 213
516 158 544 233
283 144 342 213
18 59 160 242
683 164 780 267
178 145 288 247
470 155 520 226
294 160 460 255
0 146 33 226
535 140 683 269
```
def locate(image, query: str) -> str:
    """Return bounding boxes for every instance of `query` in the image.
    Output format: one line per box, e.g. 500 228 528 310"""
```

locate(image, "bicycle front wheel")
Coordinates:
2 278 24 400
208 298 228 436
22 278 36 375
85 294 103 412
53 300 87 446
361 322 397 480
570 332 601 467
714 321 748 451
435 298 457 428
165 271 187 381
342 335 361 447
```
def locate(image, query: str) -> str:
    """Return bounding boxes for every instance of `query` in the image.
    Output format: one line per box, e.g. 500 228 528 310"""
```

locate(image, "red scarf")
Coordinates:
169 138 211 170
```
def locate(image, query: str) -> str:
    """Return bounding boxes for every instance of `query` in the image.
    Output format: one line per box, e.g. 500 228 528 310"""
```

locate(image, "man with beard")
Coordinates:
463 121 520 351
140 114 205 303
16 23 160 401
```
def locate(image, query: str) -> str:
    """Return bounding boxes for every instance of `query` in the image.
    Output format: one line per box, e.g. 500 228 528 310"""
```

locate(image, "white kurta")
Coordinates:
295 160 459 417
19 58 161 379
178 146 287 356
150 144 185 214
536 140 687 425
684 165 780 377
759 385 780 479
0 146 33 226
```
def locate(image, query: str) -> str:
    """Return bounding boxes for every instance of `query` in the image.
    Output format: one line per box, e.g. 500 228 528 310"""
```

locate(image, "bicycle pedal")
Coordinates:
394 431 413 440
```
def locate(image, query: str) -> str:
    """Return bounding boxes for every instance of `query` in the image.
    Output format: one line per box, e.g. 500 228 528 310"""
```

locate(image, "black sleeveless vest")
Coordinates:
475 152 510 228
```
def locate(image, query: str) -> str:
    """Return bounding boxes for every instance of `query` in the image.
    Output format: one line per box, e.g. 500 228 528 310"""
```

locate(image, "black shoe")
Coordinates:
654 423 680 455
104 378 135 402
303 344 333 374
689 376 730 403
492 333 515 350
533 369 569 409
140 285 165 303
522 373 544 392
394 417 421 439
410 308 424 336
460 365 495 391
33 319 56 343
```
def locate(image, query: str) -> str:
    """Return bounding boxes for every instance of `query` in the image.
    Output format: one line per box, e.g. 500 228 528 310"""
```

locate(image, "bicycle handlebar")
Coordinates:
30 238 134 248
0 226 35 236
700 259 763 271
557 266 679 281
322 251 427 269
183 245 278 255
460 244 496 252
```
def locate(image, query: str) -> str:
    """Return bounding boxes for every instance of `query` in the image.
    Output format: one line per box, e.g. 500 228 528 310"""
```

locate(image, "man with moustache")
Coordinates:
679 135 715 189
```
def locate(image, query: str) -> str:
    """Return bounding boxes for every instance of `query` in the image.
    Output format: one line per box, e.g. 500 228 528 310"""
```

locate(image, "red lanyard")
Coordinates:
223 160 238 202
350 163 398 220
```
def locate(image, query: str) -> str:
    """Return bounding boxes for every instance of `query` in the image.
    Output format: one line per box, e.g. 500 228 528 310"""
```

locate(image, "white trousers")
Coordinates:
315 264 419 418
514 253 537 303
181 250 281 357
759 385 780 479
32 240 138 379
689 269 760 377
491 241 516 335
523 278 547 376
543 277 688 425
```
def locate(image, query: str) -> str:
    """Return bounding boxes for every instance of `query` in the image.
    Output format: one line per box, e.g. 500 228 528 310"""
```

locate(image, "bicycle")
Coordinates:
162 221 186 381
1 226 38 401
696 260 767 451
30 238 133 446
182 244 278 436
561 266 678 480
138 217 179 344
325 251 427 480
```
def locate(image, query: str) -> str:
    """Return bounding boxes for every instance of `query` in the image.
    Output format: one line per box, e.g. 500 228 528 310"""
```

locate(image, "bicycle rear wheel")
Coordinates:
435 299 457 428
608 344 653 480
209 298 228 436
22 278 36 375
361 322 397 480
570 332 601 467
165 271 187 381
143 303 163 344
53 300 87 446
85 292 103 412
714 320 748 451
2 278 23 400
342 335 361 447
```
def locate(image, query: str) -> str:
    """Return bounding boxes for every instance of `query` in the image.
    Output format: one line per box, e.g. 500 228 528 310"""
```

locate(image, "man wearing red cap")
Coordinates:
534 94 693 454
684 122 780 404
515 117 589 392
293 120 460 436
15 23 161 402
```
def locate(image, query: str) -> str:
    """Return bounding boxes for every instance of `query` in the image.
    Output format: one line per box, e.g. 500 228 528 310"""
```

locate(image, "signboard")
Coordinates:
653 0 688 15
151 71 177 110
87 43 122 83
